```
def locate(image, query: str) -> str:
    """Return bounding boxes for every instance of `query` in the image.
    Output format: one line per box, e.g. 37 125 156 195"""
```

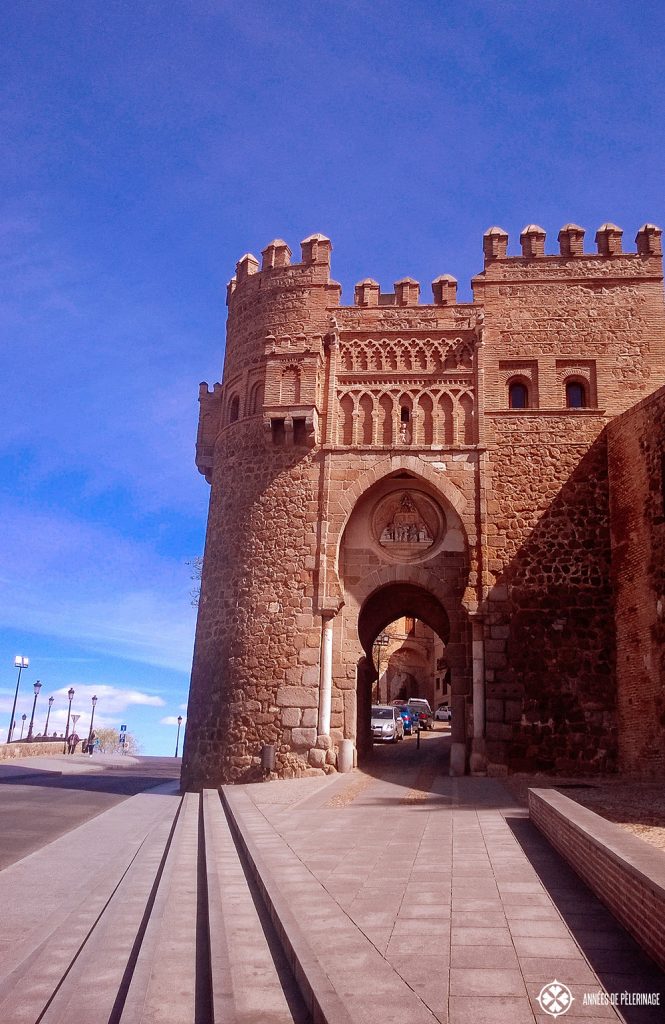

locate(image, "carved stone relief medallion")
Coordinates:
371 491 445 563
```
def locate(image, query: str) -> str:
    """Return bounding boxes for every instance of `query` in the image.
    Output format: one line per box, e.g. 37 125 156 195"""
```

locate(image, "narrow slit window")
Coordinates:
271 418 285 446
293 417 307 445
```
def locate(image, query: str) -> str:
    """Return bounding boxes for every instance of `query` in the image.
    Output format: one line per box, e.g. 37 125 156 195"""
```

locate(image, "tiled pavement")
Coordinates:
226 738 665 1024
1 743 663 1023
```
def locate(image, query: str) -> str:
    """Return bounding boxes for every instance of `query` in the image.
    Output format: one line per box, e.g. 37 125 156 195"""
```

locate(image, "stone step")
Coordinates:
0 781 181 1024
0 781 313 1024
117 791 201 1024
203 787 310 1024
222 785 440 1024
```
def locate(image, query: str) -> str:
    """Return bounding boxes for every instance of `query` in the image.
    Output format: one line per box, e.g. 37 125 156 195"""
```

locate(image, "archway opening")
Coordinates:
356 583 451 760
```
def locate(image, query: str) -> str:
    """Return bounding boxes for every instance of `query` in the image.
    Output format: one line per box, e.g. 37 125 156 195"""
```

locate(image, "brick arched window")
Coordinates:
508 379 529 409
565 379 587 408
228 394 240 423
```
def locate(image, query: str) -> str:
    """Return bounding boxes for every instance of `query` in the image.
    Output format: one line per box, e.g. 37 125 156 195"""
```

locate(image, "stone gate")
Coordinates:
182 223 665 789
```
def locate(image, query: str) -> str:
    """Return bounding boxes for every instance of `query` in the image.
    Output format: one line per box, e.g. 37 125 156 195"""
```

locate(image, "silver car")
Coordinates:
371 705 404 743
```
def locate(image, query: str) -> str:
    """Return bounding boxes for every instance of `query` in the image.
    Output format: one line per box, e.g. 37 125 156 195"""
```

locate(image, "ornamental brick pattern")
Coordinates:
182 223 665 790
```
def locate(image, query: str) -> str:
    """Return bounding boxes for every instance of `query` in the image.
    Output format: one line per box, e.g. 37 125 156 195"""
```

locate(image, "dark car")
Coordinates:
407 698 434 730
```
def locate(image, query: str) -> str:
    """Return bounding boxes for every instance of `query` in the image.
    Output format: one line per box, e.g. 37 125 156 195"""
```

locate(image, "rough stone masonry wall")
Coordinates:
608 385 665 775
476 245 665 775
484 414 616 773
182 418 327 787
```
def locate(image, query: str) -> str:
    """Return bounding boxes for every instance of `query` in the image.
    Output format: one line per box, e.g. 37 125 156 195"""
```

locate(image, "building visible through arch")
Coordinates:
182 223 665 789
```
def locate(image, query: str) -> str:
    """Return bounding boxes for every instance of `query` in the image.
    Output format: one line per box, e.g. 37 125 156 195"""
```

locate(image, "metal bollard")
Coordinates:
416 728 421 750
261 743 275 776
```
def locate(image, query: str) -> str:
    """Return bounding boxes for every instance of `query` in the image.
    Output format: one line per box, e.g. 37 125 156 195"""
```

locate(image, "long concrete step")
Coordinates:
0 781 182 1024
0 781 312 1024
222 785 441 1024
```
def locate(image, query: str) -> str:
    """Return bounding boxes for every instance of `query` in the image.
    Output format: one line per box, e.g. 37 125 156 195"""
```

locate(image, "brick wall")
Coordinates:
607 385 665 775
529 788 665 971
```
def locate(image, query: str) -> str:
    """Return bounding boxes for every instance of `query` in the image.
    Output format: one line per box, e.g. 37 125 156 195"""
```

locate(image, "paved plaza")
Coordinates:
0 737 663 1023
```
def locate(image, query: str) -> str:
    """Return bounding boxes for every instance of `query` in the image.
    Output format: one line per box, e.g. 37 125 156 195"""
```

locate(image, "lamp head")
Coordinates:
14 656 29 669
91 695 98 707
34 680 42 695
67 687 75 700
48 696 54 706
177 715 183 725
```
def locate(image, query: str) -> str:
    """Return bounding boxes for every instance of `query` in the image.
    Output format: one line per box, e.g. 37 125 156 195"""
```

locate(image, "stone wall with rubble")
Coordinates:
474 227 665 774
608 385 665 776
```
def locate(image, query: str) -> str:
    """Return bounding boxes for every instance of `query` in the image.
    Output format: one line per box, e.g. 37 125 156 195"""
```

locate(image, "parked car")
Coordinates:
407 698 434 730
435 703 451 722
371 705 405 743
398 706 417 735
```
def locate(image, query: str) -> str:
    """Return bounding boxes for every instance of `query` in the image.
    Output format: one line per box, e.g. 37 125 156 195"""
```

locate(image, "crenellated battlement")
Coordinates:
226 222 663 313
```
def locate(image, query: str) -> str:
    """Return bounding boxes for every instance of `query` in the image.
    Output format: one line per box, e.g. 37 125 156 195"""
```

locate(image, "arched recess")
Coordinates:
359 393 374 445
333 467 474 772
354 581 460 761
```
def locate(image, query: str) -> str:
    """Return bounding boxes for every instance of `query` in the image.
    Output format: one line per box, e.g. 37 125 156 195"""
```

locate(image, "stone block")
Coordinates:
316 734 332 749
281 707 301 727
504 700 523 723
308 747 326 768
291 727 317 748
301 665 319 687
485 698 504 722
276 686 318 708
301 708 317 727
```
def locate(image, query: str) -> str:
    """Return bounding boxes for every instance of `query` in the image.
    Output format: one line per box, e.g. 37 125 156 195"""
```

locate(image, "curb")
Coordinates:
221 787 354 1024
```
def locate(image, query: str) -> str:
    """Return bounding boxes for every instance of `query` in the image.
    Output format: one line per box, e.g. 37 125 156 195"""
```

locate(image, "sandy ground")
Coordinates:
503 774 665 851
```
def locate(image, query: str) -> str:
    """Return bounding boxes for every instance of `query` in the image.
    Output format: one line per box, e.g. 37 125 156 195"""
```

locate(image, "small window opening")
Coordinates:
508 381 528 409
271 418 285 446
566 381 586 408
293 417 307 445
400 406 410 423
229 395 240 423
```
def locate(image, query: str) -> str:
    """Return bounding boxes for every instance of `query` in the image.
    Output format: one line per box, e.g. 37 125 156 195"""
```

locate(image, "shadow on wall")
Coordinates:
487 431 617 774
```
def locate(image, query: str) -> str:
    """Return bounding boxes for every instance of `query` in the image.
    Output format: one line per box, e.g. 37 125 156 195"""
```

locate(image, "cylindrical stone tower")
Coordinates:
181 235 341 789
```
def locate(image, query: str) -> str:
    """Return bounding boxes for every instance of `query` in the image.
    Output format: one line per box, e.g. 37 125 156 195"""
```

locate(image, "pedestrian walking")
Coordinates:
67 732 79 754
87 730 96 756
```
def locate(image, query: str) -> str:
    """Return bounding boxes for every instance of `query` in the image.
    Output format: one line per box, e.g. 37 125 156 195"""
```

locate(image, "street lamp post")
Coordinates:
63 687 75 754
175 715 183 757
373 633 390 704
27 680 42 741
87 695 98 749
43 696 55 738
7 656 29 742
19 714 26 740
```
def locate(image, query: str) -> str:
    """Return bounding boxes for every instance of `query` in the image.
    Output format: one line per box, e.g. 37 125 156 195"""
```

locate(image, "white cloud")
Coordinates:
52 684 165 712
0 683 166 739
160 715 186 726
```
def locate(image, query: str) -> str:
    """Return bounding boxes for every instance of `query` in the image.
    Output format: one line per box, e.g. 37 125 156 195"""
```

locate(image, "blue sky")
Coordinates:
2 2 664 754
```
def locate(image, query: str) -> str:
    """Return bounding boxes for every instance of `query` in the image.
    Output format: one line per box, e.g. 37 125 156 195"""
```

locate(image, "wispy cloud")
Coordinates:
0 502 196 672
160 715 186 726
